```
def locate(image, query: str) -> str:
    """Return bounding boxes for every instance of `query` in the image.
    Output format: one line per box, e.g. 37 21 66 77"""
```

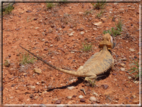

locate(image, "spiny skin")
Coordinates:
19 33 114 82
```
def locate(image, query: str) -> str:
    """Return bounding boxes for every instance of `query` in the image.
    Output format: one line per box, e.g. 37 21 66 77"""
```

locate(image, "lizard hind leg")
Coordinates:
84 75 97 87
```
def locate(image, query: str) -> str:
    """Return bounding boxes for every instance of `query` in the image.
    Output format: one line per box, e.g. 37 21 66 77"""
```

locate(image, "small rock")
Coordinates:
27 86 35 89
51 24 55 28
35 27 39 30
4 60 10 67
55 100 61 104
129 48 135 52
33 17 38 20
36 82 40 85
90 96 97 102
44 48 48 51
72 95 76 97
42 32 45 36
80 99 85 102
114 79 117 81
33 33 39 36
29 94 34 98
121 57 127 61
50 44 53 47
79 12 84 15
128 76 132 79
70 79 77 83
79 95 84 99
26 10 32 13
133 81 139 84
34 96 38 99
120 63 125 67
100 17 106 22
93 22 102 26
67 96 72 99
34 68 42 74
93 28 97 30
80 31 85 35
67 86 75 90
114 3 117 5
101 84 109 89
78 28 84 31
70 25 74 28
68 31 74 36
61 25 65 28
48 28 53 33
93 92 99 97
120 68 125 71
41 39 45 42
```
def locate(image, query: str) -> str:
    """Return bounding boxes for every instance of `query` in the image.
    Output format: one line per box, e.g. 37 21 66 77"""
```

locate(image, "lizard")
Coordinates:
19 33 114 84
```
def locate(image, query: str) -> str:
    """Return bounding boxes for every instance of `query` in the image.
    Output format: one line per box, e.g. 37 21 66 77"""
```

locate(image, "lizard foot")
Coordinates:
84 77 96 87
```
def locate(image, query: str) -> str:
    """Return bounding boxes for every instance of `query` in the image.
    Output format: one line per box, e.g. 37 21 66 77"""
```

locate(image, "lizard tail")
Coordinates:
19 45 82 77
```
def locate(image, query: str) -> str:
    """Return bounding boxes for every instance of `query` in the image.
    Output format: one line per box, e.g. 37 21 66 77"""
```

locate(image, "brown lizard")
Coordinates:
19 33 114 83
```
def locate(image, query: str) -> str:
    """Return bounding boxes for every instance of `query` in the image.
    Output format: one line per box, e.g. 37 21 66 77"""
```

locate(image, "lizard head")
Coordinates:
99 33 114 50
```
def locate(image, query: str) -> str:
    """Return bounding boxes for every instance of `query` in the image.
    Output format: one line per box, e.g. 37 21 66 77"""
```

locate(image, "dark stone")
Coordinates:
29 94 34 98
26 10 32 13
44 48 48 51
101 84 109 89
80 99 85 102
33 17 38 20
55 100 61 104
11 84 16 87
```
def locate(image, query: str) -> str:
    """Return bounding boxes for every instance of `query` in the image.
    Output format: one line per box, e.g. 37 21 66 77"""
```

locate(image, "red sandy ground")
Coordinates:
2 2 140 105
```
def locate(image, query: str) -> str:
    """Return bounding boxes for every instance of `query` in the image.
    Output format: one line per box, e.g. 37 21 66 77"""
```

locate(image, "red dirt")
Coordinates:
2 2 140 104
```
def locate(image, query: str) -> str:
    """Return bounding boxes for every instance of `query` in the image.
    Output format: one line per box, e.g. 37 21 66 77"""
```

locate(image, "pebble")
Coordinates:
79 12 84 15
55 100 61 104
67 96 72 99
4 60 10 67
36 82 40 85
78 28 84 31
50 44 53 47
133 81 139 84
120 68 125 71
68 31 75 36
93 92 99 97
78 95 84 99
114 79 117 81
93 28 97 30
35 27 39 30
67 86 75 90
128 76 132 79
100 17 106 22
34 96 38 99
44 48 48 51
80 99 85 102
129 48 135 52
93 22 102 26
120 63 125 67
121 57 127 61
89 96 97 102
41 39 45 42
29 94 34 98
114 3 118 5
101 84 109 89
28 86 35 89
34 68 42 74
80 31 85 35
